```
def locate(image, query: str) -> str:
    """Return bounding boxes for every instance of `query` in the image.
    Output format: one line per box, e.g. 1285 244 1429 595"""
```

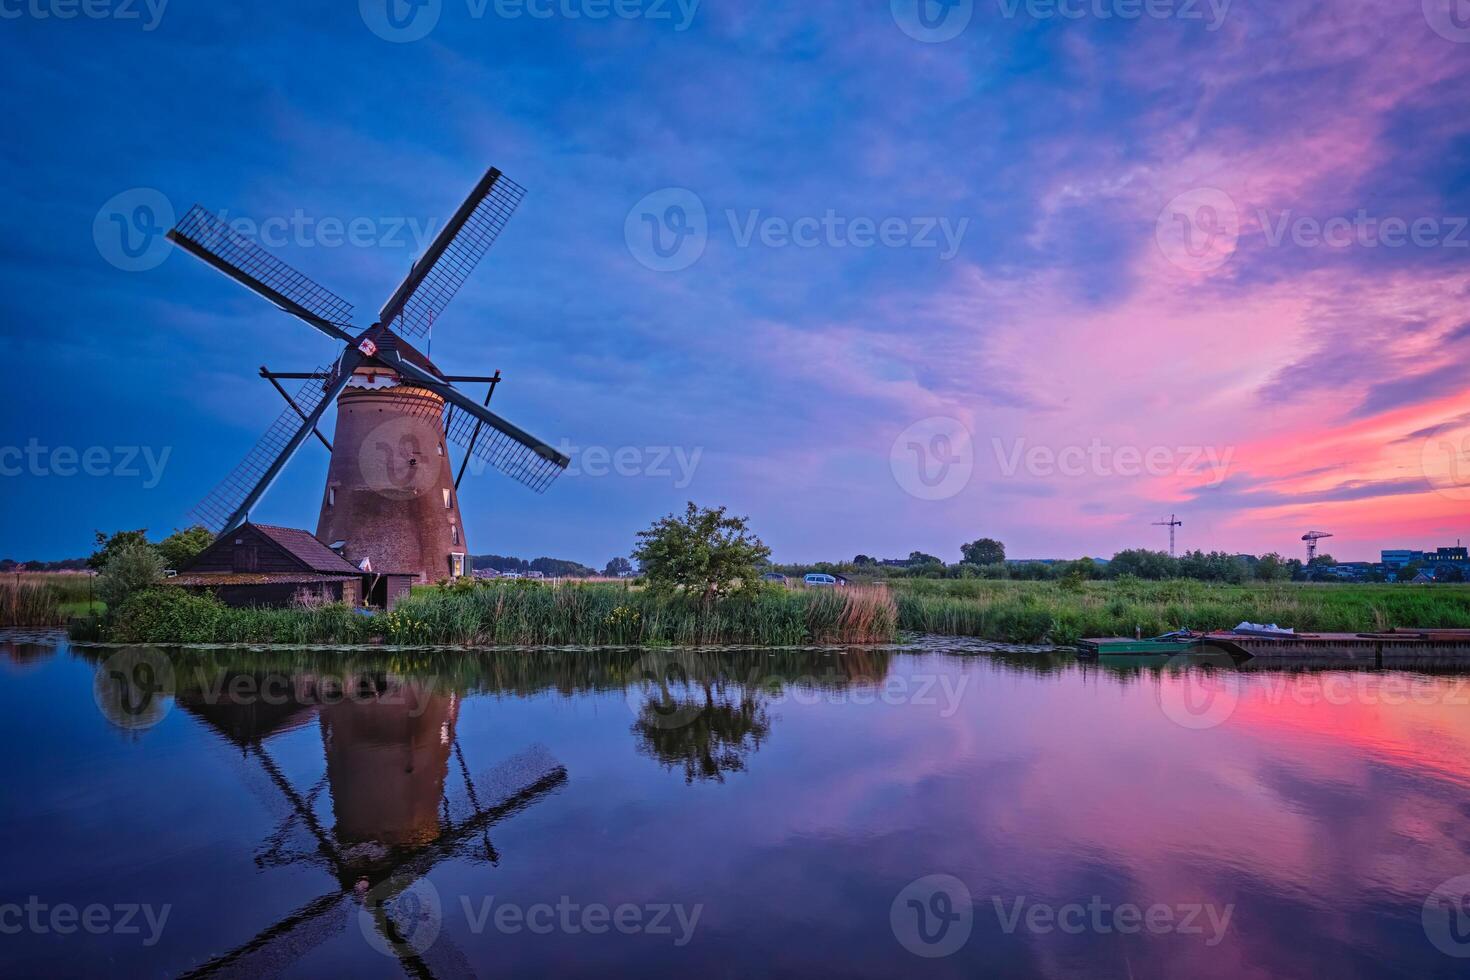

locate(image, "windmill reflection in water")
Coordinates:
172 668 567 979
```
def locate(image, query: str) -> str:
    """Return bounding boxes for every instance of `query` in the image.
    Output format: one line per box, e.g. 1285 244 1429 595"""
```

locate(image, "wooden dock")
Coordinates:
1203 630 1470 668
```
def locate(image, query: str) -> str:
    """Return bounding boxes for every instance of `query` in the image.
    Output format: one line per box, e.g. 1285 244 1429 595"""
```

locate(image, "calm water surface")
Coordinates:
3 632 1469 978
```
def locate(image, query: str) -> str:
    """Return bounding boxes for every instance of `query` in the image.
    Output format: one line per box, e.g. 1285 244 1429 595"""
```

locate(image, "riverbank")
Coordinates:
893 578 1470 644
81 580 900 647
52 577 1470 648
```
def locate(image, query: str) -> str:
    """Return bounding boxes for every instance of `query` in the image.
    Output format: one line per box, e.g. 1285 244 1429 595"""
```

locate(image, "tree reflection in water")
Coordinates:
626 649 893 783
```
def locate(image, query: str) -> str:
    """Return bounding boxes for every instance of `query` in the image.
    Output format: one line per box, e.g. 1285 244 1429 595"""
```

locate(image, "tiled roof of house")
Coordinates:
249 524 366 575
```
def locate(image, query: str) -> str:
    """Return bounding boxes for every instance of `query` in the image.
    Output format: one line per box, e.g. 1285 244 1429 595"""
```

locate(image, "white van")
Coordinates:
803 573 838 587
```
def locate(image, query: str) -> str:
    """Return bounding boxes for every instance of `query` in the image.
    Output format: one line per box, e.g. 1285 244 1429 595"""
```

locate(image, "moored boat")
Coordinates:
1077 632 1204 658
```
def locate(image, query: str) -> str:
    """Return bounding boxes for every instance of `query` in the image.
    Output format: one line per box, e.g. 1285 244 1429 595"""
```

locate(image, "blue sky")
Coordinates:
2 0 1469 564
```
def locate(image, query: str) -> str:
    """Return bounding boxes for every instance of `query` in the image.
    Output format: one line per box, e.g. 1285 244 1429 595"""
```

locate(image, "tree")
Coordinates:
960 538 1006 566
157 526 214 570
908 551 942 567
89 529 150 571
632 503 771 602
529 557 597 578
604 557 634 577
1107 549 1179 580
1255 552 1292 582
97 541 164 610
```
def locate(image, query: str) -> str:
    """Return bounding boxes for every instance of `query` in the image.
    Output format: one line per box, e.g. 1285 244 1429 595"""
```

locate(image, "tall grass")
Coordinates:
385 582 898 646
893 578 1470 644
90 581 899 647
0 583 65 627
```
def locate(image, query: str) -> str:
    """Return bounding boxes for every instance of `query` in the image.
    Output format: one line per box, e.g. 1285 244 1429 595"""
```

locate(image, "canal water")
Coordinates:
3 632 1469 978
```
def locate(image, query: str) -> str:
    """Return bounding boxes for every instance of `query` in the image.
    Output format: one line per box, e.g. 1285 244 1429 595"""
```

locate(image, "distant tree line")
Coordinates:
472 554 600 578
0 556 90 572
771 538 1381 584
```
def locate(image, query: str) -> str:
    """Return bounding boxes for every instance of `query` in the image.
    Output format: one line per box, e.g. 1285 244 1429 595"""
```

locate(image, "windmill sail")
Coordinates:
373 380 568 495
374 352 569 493
190 366 338 532
378 168 526 339
443 402 566 493
169 206 355 337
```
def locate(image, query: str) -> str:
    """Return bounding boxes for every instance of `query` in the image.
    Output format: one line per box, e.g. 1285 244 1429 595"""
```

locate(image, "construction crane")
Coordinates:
1302 530 1334 563
1153 514 1183 557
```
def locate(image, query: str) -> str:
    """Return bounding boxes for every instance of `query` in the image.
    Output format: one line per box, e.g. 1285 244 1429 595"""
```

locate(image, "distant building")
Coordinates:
1382 546 1466 570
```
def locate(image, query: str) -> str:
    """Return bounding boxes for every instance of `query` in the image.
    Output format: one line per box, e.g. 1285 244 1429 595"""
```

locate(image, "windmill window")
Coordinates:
443 489 452 509
437 443 444 456
451 525 460 546
327 487 335 508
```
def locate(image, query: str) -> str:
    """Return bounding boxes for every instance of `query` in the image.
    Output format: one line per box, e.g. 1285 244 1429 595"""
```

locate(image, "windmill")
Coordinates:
1302 530 1334 563
1152 514 1183 557
166 167 569 582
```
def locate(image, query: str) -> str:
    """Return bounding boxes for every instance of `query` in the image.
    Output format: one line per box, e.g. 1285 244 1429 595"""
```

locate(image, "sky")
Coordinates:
1 0 1468 565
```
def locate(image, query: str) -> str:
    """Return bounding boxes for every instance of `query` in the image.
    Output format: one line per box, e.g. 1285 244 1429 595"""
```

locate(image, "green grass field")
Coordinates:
890 578 1470 644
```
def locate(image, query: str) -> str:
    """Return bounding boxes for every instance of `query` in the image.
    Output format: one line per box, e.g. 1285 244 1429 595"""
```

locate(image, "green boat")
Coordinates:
1077 633 1204 658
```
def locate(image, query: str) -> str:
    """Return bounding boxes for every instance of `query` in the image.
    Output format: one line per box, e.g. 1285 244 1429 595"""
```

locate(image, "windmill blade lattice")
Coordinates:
378 170 526 339
191 366 338 532
170 206 355 330
376 385 565 494
443 403 564 493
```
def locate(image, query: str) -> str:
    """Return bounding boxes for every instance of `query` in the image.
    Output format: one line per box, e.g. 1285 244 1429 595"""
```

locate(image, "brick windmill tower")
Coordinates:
167 167 568 582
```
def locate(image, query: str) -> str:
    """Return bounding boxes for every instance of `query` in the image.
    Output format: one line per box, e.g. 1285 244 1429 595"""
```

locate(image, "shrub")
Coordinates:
110 588 225 644
97 542 164 610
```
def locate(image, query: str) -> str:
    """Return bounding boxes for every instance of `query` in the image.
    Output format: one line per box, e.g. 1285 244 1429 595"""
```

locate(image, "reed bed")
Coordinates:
0 583 65 627
93 581 900 647
893 578 1470 644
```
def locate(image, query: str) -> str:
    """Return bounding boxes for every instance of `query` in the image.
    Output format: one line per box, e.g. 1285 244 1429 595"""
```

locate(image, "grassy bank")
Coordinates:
893 578 1470 644
91 581 900 647
0 583 66 627
0 573 100 625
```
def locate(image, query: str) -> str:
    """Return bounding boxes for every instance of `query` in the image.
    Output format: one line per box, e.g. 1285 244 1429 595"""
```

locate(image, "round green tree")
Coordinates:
632 503 771 602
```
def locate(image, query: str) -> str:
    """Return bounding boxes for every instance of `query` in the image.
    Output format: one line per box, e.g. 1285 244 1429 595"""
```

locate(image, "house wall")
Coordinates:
187 526 308 575
178 578 358 609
